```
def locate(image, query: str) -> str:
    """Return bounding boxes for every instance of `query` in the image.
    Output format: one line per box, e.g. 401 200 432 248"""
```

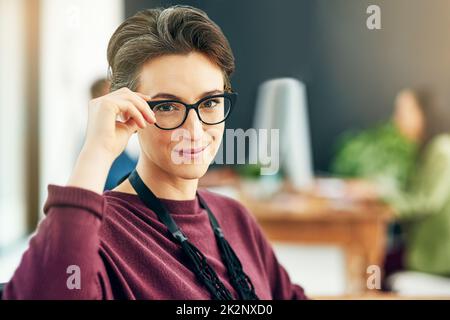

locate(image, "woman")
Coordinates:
331 89 425 193
3 5 307 300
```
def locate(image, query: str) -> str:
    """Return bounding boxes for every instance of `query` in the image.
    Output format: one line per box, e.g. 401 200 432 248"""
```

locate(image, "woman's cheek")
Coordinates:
141 128 168 161
157 133 174 160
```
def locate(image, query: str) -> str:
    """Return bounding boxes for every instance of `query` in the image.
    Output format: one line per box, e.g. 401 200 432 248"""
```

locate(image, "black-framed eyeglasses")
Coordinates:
147 92 237 130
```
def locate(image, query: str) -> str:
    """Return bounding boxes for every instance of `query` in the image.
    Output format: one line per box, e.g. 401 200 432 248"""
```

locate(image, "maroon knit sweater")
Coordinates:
3 184 307 300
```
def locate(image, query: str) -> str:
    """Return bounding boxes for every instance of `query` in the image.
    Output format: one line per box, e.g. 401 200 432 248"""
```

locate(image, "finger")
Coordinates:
135 91 153 101
124 118 140 134
114 88 155 123
126 92 156 124
133 92 156 119
118 101 147 129
118 110 130 123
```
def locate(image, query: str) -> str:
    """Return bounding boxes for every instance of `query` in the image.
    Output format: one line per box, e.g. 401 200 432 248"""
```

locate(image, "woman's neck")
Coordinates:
112 158 199 200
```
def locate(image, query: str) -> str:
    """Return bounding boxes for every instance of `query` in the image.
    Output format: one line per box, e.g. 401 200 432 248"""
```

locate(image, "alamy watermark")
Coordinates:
367 4 381 30
66 265 81 290
366 265 382 290
170 128 280 176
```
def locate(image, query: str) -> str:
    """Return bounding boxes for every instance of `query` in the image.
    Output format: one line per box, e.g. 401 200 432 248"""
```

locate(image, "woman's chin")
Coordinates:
171 163 210 180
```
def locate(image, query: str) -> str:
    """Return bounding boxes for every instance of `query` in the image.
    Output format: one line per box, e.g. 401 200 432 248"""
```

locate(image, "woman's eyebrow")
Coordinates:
151 89 224 101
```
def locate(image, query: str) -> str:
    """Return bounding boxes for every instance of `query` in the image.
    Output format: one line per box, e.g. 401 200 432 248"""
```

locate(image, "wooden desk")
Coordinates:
200 169 394 294
239 191 393 294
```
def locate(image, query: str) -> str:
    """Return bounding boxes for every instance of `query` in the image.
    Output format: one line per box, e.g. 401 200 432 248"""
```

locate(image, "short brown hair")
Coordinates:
107 5 235 92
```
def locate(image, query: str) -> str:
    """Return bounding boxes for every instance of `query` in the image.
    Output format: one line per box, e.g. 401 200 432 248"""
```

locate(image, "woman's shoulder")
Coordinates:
428 134 450 155
102 189 144 211
197 188 245 209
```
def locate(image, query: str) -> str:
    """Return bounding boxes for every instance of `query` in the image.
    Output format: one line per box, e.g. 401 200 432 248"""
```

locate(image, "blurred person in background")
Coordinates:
90 78 139 191
331 88 450 279
385 134 450 277
90 78 111 98
331 89 425 195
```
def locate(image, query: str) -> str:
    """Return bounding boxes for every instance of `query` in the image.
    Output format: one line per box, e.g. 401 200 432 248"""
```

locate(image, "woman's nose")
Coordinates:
183 109 204 139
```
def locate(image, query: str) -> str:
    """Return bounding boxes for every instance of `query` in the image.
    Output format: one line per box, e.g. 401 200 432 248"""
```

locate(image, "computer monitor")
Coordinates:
252 77 313 190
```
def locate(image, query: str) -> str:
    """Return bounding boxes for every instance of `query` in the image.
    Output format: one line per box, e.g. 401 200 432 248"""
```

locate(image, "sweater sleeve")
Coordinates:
385 135 450 219
3 185 110 300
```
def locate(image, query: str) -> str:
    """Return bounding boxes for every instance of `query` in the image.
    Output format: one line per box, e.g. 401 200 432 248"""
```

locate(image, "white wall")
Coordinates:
39 0 124 212
273 243 347 296
0 0 27 247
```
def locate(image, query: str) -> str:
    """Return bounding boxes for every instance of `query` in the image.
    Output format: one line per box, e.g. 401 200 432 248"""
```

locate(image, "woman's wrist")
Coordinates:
66 145 115 194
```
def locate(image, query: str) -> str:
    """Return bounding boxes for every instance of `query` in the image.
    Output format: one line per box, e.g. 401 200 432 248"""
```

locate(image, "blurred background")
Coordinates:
1 0 450 298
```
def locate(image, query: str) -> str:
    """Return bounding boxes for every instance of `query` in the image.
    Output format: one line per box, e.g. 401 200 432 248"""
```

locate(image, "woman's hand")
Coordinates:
84 87 156 159
67 87 156 194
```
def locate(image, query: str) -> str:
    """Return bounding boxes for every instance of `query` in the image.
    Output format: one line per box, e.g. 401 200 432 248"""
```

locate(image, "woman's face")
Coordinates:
137 51 226 180
394 90 425 143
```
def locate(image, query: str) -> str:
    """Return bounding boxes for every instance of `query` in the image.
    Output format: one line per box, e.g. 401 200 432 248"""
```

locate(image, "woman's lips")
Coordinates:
173 143 210 161
177 145 208 154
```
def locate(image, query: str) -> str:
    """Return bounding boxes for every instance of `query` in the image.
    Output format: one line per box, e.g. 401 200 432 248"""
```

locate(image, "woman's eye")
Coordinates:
201 99 220 109
154 104 177 112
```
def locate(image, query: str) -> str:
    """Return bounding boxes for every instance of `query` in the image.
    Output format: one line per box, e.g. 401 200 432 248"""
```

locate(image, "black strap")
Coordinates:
128 169 259 300
129 170 188 243
199 195 258 299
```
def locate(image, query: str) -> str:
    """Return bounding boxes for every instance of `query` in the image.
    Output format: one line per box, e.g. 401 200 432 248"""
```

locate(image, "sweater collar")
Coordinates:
158 196 203 215
105 190 203 215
